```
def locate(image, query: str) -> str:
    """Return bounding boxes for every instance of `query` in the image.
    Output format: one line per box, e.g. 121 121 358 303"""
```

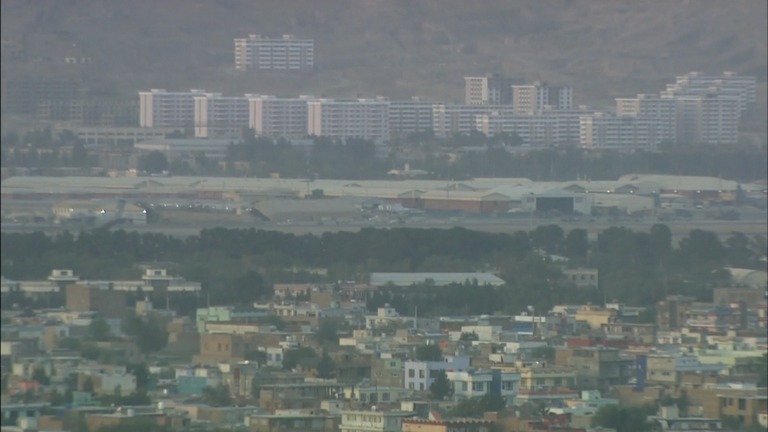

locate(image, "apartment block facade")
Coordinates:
432 104 501 137
511 81 573 113
234 34 314 71
476 109 582 146
307 98 389 142
193 93 249 139
388 98 436 137
579 112 664 149
464 74 518 105
248 95 313 139
673 93 741 146
615 93 677 145
139 88 206 129
664 71 757 113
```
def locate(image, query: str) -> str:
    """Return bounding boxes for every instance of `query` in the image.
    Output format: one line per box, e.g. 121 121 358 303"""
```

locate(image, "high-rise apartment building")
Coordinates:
247 95 312 139
193 93 249 138
673 93 741 146
663 71 756 113
234 34 314 71
476 109 583 147
388 97 436 137
579 112 660 149
139 89 206 129
307 98 389 143
464 73 518 105
511 81 573 114
432 104 502 137
615 94 677 145
2 79 83 115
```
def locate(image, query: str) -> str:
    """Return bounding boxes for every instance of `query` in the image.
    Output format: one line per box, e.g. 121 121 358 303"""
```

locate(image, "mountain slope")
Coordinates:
1 0 766 108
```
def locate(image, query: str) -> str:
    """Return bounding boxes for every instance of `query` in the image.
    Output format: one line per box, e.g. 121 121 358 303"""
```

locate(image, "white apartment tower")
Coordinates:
579 112 660 149
663 71 756 113
307 98 389 143
511 82 573 114
193 94 249 138
673 93 741 146
615 94 677 145
476 109 583 147
388 98 436 137
139 89 206 129
248 95 312 139
432 104 502 137
234 34 314 71
465 76 490 105
464 74 516 105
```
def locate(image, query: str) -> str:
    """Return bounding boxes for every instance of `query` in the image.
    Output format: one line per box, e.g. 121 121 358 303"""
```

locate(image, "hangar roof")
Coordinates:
618 174 738 192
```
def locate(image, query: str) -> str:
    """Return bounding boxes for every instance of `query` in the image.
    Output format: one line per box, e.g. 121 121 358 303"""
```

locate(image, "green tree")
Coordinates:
32 367 50 385
564 228 589 259
89 317 111 341
529 346 555 362
429 370 453 400
650 224 672 259
532 224 565 255
678 229 726 265
127 363 151 390
201 384 232 407
315 318 341 347
459 332 479 342
591 404 655 432
70 141 90 167
315 351 337 379
449 394 506 418
282 347 318 370
245 350 267 365
83 377 94 393
415 344 443 361
125 315 168 354
138 151 168 174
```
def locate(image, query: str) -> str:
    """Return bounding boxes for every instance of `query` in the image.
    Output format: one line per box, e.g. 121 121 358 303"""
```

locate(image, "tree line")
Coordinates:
1 226 764 315
3 128 766 181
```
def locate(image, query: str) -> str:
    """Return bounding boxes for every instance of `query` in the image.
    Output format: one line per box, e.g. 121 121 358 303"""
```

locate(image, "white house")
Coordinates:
403 355 471 392
446 369 520 400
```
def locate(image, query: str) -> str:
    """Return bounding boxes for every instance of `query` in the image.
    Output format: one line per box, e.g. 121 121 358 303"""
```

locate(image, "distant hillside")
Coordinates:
2 0 766 112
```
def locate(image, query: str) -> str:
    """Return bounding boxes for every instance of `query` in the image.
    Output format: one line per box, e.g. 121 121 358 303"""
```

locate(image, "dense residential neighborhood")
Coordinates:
1 229 766 431
1 2 766 432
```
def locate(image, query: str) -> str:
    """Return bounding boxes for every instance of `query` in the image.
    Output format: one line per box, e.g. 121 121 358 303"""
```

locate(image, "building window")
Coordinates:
738 399 746 410
408 369 415 378
419 370 425 378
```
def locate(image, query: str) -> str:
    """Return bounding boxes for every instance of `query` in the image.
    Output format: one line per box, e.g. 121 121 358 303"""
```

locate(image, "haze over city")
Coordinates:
1 2 766 432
